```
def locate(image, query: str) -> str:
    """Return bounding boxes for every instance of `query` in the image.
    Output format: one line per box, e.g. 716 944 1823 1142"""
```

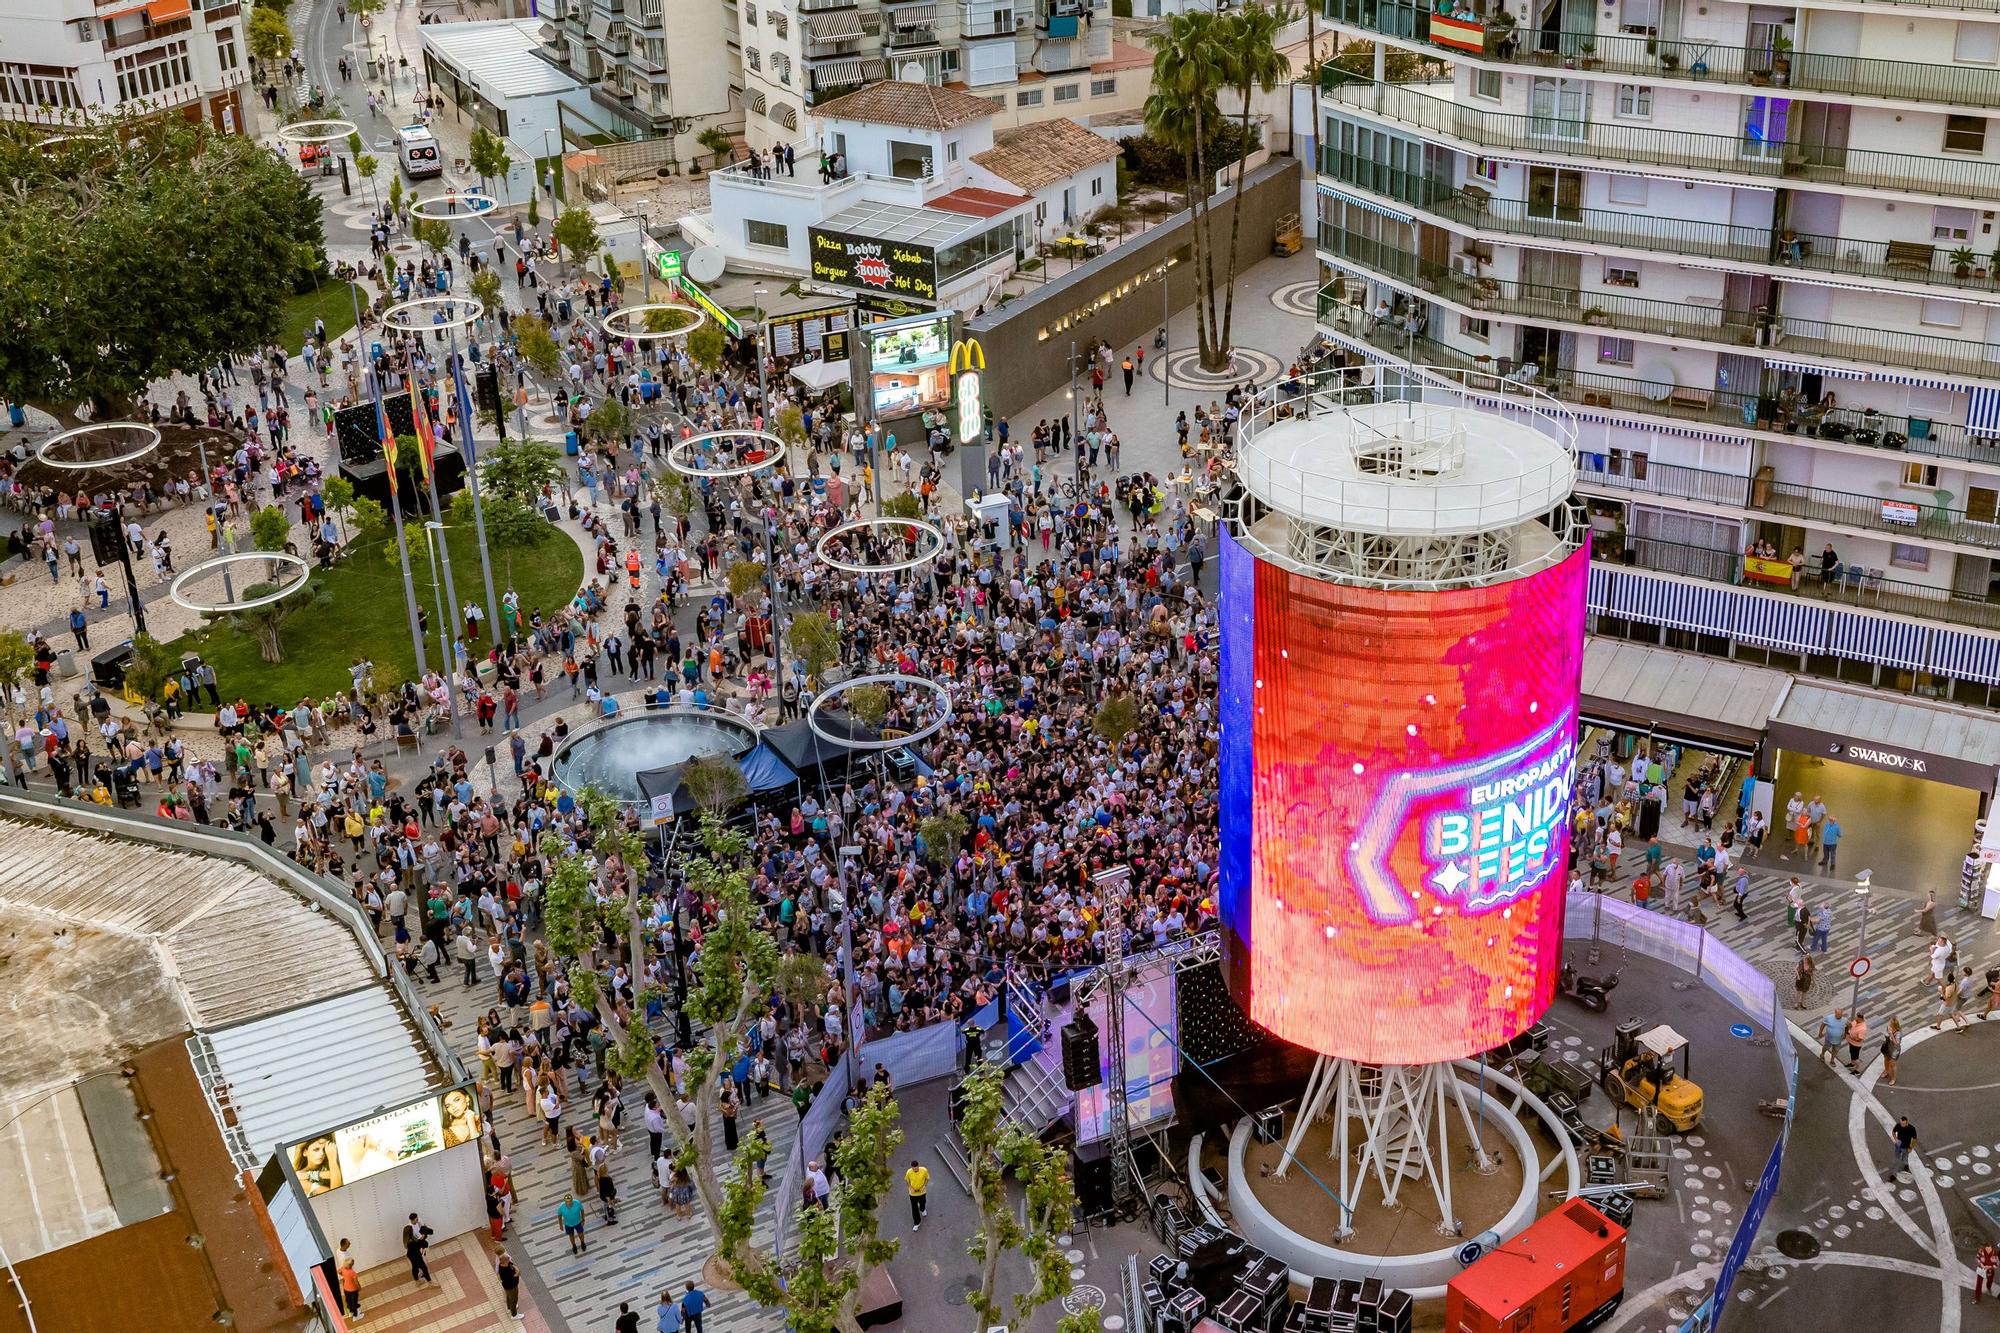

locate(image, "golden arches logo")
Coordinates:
949 339 987 376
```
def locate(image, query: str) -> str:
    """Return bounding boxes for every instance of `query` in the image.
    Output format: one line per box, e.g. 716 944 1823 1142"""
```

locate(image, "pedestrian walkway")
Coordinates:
350 1232 556 1332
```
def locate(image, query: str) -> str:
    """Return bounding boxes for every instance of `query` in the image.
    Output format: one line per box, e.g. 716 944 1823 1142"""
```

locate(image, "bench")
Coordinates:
1884 240 1935 272
1668 386 1713 411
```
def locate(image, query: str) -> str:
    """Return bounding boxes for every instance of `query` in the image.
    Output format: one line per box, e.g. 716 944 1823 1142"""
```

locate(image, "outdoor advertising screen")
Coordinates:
1217 535 1589 1065
286 1086 483 1196
867 314 953 417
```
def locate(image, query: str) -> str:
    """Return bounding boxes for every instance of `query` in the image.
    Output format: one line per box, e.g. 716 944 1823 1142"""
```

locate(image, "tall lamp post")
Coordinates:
838 844 863 1090
1848 869 1874 1014
753 284 771 422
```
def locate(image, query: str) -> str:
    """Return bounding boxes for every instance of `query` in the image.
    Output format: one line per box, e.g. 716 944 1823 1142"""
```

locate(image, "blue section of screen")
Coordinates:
1218 528 1255 948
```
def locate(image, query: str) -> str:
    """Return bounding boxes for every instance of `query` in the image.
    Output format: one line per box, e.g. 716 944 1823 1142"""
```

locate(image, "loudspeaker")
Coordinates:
87 514 124 567
1061 1014 1102 1091
1076 1153 1115 1215
476 362 504 424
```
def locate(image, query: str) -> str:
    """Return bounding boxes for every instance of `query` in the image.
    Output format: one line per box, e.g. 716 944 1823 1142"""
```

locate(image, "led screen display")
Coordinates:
867 315 952 418
1218 534 1588 1064
286 1086 483 1195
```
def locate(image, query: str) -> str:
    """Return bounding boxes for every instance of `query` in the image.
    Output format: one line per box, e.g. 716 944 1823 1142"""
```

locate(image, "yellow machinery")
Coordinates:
1599 1021 1703 1132
1272 212 1303 257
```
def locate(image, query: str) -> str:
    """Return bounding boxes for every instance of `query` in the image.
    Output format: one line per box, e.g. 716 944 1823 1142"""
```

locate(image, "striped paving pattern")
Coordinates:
352 1232 555 1332
426 975 793 1333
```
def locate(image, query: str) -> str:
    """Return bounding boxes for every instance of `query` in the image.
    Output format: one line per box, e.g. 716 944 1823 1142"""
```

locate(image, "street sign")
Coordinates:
1850 955 1872 979
650 793 675 828
1729 1023 1753 1039
657 249 683 282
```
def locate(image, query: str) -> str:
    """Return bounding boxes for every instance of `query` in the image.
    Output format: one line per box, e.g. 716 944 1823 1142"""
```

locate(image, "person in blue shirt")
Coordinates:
1818 1007 1847 1068
557 1193 587 1254
658 1291 684 1333
681 1281 708 1333
1820 814 1843 874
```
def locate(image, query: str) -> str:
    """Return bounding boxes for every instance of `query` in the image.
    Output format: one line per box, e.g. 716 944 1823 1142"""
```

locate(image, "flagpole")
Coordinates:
410 369 467 740
360 285 431 685
448 337 502 653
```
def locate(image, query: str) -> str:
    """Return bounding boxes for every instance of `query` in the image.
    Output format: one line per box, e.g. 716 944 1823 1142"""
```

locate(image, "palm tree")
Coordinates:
1147 12 1231 370
1218 3 1293 366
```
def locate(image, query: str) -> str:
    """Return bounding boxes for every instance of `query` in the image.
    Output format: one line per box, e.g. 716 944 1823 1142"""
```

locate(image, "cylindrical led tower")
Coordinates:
1218 369 1589 1068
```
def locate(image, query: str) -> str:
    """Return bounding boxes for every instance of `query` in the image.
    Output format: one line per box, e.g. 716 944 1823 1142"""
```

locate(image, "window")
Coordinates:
1597 337 1634 365
1614 83 1653 118
1054 83 1078 102
1526 165 1583 220
1957 21 2000 64
775 53 791 84
1092 76 1117 96
746 47 761 70
771 14 787 37
1935 206 1977 241
1091 173 1103 196
1741 95 1789 160
1903 462 1941 487
746 2 757 21
745 219 790 248
1606 174 1646 206
1603 264 1640 288
1945 114 1988 153
215 28 237 71
1921 297 1966 327
1529 77 1587 140
1891 542 1931 571
992 8 1014 31
1460 314 1491 339
1473 69 1502 100
1017 88 1042 106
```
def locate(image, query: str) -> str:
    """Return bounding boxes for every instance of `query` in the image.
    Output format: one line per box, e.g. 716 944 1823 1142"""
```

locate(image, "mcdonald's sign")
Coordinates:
951 337 986 448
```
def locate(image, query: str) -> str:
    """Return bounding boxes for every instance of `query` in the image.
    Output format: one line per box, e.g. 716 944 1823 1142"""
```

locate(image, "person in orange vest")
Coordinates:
625 547 641 589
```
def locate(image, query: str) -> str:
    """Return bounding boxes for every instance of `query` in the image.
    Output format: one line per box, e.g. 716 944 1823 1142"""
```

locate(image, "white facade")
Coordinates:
1316 0 2000 704
537 0 736 162
0 0 250 131
419 19 598 201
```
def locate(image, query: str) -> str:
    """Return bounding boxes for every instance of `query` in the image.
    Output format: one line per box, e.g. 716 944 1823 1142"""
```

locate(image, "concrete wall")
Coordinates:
966 156 1302 420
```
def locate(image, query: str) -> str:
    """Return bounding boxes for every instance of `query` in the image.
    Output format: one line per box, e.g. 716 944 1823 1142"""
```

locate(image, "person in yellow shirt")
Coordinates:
904 1159 928 1230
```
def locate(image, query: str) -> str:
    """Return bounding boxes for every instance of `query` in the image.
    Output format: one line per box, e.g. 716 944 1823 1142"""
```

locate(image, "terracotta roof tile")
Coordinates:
812 79 999 130
971 117 1121 194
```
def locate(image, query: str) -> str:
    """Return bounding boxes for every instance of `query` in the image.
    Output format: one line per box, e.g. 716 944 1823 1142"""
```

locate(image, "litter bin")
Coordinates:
55 649 77 679
565 430 580 456
7 404 24 428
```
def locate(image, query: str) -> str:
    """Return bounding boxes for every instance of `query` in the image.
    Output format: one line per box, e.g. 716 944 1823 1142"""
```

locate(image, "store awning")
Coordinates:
1579 638 1788 756
815 58 864 83
1766 681 2000 791
807 9 865 40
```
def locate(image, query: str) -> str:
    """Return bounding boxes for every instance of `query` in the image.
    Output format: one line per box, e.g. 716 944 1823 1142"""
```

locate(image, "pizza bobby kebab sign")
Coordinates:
810 226 938 302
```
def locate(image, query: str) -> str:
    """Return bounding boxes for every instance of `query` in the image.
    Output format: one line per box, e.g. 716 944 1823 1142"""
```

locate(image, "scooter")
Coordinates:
1558 961 1619 1013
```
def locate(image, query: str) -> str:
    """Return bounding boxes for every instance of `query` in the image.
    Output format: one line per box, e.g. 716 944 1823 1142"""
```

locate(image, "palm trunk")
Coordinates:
1193 105 1225 370
1219 87 1254 364
1182 147 1213 366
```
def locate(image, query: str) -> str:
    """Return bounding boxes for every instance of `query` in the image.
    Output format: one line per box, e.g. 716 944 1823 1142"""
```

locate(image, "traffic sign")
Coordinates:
1850 955 1873 979
1729 1023 1753 1039
657 249 683 281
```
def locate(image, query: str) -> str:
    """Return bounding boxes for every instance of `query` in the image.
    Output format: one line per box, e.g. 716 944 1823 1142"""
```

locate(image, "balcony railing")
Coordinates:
1592 530 2000 634
103 14 192 49
1315 287 2000 468
1320 224 2000 382
1320 70 2000 205
1319 152 2000 298
1324 2 2000 110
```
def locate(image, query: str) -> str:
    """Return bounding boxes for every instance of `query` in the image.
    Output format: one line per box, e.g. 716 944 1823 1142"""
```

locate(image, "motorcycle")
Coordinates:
1558 961 1619 1013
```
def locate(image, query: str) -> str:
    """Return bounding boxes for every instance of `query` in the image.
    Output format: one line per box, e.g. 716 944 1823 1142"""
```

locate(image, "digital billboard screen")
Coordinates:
285 1086 483 1196
867 314 952 417
1218 535 1588 1065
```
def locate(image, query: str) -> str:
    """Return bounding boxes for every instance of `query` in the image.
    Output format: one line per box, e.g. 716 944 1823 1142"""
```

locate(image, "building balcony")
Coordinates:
1319 70 2000 207
201 1 241 20
1319 224 2000 385
884 23 940 47
103 14 192 49
1319 154 2000 301
1324 2 2000 112
1594 530 2000 636
799 0 859 10
1316 286 2000 470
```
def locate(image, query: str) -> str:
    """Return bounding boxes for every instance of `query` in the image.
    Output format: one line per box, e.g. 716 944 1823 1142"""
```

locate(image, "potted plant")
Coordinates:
1659 49 1680 72
1583 305 1612 325
1577 38 1597 68
1772 35 1793 85
1952 245 1975 279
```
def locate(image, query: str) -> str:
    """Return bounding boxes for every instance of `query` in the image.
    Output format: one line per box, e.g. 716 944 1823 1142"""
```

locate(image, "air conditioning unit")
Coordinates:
1452 252 1480 277
75 16 95 40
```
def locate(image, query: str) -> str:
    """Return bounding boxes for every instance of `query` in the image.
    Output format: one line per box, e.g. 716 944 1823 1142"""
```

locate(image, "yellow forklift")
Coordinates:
1598 1020 1703 1132
1272 212 1303 257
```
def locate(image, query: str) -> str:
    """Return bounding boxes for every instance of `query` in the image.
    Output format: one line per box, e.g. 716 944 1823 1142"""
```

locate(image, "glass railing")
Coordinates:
1323 3 2000 109
1318 152 2000 297
1315 286 2000 466
1319 224 2000 381
1591 530 2000 633
1320 71 2000 204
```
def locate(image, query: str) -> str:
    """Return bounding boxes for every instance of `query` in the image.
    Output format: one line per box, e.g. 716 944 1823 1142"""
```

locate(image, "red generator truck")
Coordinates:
1445 1199 1627 1333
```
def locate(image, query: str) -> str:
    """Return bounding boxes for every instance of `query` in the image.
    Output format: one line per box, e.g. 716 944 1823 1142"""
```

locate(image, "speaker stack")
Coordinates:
1296 1278 1410 1333
1061 1013 1103 1091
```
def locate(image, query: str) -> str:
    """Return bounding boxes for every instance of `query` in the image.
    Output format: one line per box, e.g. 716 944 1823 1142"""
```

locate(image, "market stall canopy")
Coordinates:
791 359 851 391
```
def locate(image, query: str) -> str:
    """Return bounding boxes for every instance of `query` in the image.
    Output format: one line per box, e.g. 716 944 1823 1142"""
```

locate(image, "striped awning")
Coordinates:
1317 184 1413 224
1826 610 1932 673
1970 386 2000 439
807 8 864 39
1606 572 1740 636
887 2 937 20
1587 562 1614 614
862 58 886 79
1930 627 2000 686
1574 412 1745 445
776 103 799 130
1766 358 1965 393
747 88 768 113
814 58 864 83
1733 596 1828 655
1765 358 1871 382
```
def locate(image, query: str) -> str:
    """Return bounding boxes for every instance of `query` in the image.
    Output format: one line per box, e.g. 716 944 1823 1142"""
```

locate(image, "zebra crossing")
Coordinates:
425 974 794 1333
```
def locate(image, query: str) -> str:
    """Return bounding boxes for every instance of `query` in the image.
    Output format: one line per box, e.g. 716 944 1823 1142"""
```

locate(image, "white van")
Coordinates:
396 123 442 179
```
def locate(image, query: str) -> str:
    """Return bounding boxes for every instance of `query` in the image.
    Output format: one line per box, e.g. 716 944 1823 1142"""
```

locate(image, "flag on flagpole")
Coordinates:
407 372 438 483
450 353 480 470
376 395 399 497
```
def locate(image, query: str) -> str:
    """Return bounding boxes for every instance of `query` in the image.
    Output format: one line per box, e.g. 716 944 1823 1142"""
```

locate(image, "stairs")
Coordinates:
1003 1041 1072 1133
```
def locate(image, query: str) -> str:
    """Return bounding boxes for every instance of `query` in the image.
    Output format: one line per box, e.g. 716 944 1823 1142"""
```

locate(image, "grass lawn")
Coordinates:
279 280 365 355
168 523 582 707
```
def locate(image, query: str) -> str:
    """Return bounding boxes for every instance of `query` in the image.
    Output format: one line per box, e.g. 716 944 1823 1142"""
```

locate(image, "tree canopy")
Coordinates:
0 117 326 421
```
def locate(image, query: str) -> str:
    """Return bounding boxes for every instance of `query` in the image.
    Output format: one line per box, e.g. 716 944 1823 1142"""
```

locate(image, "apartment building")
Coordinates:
0 0 249 131
537 0 735 154
1314 0 2000 710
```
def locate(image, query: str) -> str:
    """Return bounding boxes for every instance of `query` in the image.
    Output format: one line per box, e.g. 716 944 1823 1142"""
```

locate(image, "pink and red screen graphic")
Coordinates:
1217 535 1588 1065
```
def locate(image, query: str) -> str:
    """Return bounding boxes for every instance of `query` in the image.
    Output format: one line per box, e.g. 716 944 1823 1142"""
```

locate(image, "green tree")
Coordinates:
602 250 624 293
355 153 380 206
1094 693 1140 745
918 810 969 864
513 315 564 390
787 610 840 684
250 504 291 552
644 306 698 335
774 404 806 448
468 126 511 199
845 683 889 727
726 558 767 600
121 633 182 709
682 753 748 817
449 487 547 548
469 268 504 345
0 629 34 725
583 396 631 447
481 437 565 504
961 1063 1097 1333
880 491 923 519
412 217 452 268
1216 4 1292 364
0 116 324 422
224 580 329 663
687 323 726 373
552 207 602 271
696 125 734 169
347 0 386 17
248 5 291 62
1146 13 1230 372
388 173 405 214
527 193 541 229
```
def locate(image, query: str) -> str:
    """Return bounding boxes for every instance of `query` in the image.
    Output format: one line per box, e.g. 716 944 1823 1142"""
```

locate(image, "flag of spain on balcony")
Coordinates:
407 372 438 484
376 396 399 498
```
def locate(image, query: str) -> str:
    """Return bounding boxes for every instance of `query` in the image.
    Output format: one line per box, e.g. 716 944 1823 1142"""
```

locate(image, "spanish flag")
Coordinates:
406 372 438 484
376 395 399 497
